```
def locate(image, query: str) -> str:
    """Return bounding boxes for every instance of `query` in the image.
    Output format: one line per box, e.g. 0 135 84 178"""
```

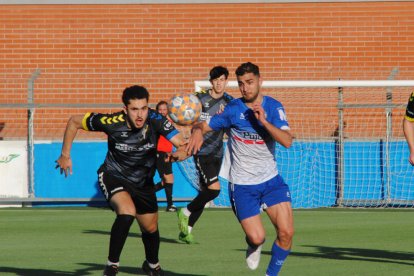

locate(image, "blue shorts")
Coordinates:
229 175 291 221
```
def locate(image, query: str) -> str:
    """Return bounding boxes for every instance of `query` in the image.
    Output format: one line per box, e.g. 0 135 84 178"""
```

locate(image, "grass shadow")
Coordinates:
0 263 207 276
290 245 413 266
236 245 413 266
83 229 182 244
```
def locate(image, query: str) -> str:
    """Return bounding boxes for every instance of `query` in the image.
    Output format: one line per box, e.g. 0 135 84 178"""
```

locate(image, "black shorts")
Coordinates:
194 155 222 187
156 152 173 176
98 170 158 214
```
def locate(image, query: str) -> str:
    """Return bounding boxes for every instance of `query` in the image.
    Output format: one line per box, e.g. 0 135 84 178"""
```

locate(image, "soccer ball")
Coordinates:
168 93 202 125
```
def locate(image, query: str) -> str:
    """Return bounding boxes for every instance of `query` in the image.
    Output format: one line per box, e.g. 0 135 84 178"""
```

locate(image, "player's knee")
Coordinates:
115 205 136 216
278 227 294 245
139 219 159 233
246 234 265 247
142 224 158 233
208 181 221 190
164 174 174 183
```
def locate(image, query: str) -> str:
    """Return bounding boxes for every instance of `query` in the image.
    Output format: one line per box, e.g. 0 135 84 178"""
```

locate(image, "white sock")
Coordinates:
148 261 160 269
183 207 191 217
188 226 193 233
107 260 119 266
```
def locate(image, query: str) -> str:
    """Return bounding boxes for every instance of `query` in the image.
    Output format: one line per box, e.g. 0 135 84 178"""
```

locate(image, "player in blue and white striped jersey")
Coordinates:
187 62 294 276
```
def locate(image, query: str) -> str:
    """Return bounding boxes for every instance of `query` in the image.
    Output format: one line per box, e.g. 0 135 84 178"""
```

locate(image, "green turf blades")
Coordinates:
1 208 413 275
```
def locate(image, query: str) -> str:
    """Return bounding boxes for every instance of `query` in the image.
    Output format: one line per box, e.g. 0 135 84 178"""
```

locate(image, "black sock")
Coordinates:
189 209 203 227
108 214 134 263
141 230 160 264
164 183 173 206
187 189 220 212
154 181 164 192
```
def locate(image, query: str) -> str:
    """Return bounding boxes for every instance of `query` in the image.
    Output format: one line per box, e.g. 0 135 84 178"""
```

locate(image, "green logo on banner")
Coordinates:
0 154 20 163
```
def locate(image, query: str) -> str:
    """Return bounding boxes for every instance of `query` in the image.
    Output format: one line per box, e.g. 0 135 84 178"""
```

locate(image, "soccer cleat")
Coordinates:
103 264 118 276
178 231 194 244
246 244 262 270
142 260 164 276
177 208 189 235
166 205 177 212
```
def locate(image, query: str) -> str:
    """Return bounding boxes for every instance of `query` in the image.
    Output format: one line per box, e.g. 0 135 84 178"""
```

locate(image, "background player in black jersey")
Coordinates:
403 91 414 165
55 85 188 276
154 100 177 212
177 66 234 244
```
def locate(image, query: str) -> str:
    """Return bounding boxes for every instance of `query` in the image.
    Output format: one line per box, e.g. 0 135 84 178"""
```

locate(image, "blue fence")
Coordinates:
35 141 414 208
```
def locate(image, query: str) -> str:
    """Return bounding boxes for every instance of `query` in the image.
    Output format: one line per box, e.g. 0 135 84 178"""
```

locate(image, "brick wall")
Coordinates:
1 2 413 139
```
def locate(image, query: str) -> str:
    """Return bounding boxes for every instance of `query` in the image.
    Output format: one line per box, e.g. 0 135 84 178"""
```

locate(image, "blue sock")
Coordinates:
266 242 290 276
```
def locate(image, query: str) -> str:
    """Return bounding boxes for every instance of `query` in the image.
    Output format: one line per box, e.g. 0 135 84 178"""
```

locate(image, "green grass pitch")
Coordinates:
0 207 413 275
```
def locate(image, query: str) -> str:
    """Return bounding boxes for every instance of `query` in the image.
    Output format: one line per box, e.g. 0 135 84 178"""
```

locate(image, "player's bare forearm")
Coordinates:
192 121 212 136
262 120 293 148
55 115 84 177
186 122 212 155
170 132 188 148
61 116 83 155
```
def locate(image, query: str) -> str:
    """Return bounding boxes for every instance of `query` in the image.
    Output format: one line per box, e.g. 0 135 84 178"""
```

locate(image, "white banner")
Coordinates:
0 141 28 207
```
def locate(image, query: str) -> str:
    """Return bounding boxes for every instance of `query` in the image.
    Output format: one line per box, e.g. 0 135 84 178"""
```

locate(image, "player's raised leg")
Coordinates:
230 183 266 270
240 215 266 270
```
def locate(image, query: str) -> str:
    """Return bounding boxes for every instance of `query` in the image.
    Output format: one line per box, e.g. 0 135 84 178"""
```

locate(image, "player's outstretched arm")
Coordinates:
55 115 84 177
403 118 414 165
186 121 213 155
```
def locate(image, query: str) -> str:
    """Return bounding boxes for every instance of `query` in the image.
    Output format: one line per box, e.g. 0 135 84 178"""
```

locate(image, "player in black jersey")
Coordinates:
403 91 414 165
55 85 188 276
177 66 234 244
154 100 177 212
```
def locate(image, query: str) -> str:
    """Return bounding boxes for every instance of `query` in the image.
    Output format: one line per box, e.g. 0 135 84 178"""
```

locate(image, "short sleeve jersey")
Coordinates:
157 117 174 152
405 92 414 122
195 89 234 157
82 109 178 188
209 96 290 185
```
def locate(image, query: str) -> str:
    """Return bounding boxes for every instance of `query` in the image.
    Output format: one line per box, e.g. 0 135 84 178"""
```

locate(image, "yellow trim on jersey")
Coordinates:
99 114 125 125
194 88 209 95
82 112 91 130
405 115 414 122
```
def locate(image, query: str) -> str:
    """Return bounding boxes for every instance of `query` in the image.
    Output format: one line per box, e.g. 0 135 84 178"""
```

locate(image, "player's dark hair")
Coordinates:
156 100 168 111
235 62 260 77
122 85 149 106
209 66 229 80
